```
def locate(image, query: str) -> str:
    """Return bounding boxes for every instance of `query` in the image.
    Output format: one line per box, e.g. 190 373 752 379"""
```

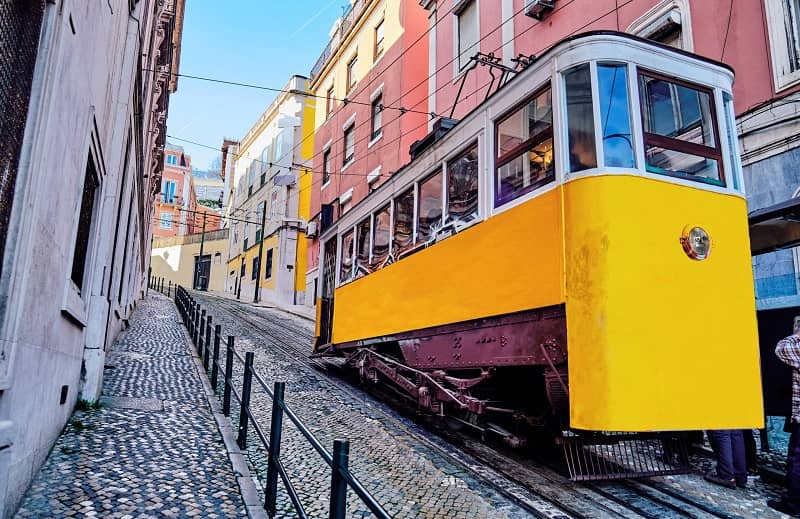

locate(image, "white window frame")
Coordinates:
765 0 800 91
159 212 173 229
627 0 693 52
453 0 480 77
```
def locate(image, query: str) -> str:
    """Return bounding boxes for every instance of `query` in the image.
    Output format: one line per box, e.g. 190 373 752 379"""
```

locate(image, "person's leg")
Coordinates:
707 430 734 482
786 426 800 511
731 430 748 486
743 429 758 472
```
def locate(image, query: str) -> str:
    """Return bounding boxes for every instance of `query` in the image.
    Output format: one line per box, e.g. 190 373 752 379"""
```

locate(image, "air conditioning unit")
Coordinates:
306 221 318 239
525 0 555 20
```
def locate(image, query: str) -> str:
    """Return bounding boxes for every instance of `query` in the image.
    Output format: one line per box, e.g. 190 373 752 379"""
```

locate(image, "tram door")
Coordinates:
317 238 337 346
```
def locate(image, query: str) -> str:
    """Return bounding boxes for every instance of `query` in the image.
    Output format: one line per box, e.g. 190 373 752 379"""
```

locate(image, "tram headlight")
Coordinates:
680 226 711 260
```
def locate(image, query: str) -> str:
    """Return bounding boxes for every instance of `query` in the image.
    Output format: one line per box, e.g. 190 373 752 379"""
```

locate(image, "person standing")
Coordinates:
768 318 800 517
705 430 747 488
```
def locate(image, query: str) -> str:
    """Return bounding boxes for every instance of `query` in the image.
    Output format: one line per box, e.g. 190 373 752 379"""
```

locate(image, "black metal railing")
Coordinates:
174 285 391 519
148 275 174 299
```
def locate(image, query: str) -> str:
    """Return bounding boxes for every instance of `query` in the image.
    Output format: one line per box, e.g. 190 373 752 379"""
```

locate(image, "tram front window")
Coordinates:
639 71 723 186
598 63 635 168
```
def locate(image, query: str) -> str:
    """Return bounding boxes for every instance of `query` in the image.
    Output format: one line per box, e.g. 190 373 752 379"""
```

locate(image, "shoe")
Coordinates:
767 499 800 518
704 473 736 489
748 467 760 480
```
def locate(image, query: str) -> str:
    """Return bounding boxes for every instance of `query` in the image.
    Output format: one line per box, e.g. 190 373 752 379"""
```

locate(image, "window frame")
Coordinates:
322 147 332 185
493 84 555 207
445 141 480 226
637 68 725 187
265 248 274 279
347 53 358 93
765 0 800 91
159 212 173 229
374 18 385 61
343 124 355 167
370 94 383 141
326 85 335 118
454 0 479 73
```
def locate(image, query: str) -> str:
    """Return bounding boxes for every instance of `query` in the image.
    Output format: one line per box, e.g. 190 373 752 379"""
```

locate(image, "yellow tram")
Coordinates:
313 32 763 470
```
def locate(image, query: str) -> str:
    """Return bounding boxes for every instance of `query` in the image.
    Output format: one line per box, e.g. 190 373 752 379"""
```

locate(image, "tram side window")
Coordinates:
446 144 479 226
565 64 597 172
393 188 414 257
417 171 443 243
356 218 371 279
340 229 355 284
597 64 635 168
495 87 554 206
722 92 741 191
639 72 723 185
371 204 391 268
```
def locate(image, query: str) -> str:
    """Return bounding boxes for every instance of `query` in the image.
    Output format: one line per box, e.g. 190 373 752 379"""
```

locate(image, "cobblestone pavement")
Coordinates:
15 294 247 519
190 293 568 519
192 291 800 519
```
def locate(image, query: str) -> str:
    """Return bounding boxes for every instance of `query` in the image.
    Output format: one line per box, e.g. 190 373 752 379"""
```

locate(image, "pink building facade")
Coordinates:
306 0 430 300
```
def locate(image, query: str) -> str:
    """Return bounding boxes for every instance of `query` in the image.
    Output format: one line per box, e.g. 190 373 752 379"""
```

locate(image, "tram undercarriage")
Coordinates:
316 306 692 481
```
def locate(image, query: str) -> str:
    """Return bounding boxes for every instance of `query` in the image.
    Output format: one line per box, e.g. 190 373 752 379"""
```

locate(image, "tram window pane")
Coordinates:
393 187 414 255
340 229 354 284
496 89 552 158
447 145 479 225
645 146 720 185
598 64 635 168
640 75 716 148
372 204 391 268
417 171 443 243
356 218 371 279
565 64 597 172
496 138 554 204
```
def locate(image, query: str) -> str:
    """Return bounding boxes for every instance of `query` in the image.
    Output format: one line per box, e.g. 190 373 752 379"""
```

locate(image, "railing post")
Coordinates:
168 280 172 298
199 312 206 355
211 325 221 390
237 351 254 450
329 439 350 519
264 381 286 517
204 316 212 372
188 301 195 336
223 336 234 416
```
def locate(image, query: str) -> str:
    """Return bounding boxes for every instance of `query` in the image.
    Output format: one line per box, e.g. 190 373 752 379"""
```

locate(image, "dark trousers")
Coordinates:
707 429 747 485
784 425 800 511
743 429 757 470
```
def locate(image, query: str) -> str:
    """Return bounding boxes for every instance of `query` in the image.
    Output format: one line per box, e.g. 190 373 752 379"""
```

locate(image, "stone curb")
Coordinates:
174 301 268 519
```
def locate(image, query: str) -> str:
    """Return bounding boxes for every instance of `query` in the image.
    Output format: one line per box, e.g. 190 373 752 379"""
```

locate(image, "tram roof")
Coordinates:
749 198 800 256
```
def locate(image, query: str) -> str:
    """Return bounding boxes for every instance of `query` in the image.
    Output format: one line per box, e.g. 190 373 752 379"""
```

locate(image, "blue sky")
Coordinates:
167 1 342 170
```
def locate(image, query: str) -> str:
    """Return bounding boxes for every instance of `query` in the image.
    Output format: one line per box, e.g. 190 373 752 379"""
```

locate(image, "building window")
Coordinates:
347 54 358 92
455 0 479 71
495 87 554 206
371 95 383 140
159 212 173 229
374 18 385 60
252 256 260 280
71 155 99 291
627 1 692 51
323 148 332 185
765 0 800 90
265 248 273 279
166 154 178 165
446 145 479 226
639 71 724 186
162 180 176 203
261 144 271 185
270 190 279 219
326 85 335 118
343 124 355 166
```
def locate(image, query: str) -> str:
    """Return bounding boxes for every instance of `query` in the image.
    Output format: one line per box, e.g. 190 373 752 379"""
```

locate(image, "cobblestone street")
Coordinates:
192 291 799 519
15 294 248 519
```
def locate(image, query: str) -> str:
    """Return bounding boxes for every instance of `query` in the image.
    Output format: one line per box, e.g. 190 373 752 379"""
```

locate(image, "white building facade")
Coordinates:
0 0 185 515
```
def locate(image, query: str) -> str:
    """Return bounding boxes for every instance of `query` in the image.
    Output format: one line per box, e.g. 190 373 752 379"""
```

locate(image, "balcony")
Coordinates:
310 0 367 80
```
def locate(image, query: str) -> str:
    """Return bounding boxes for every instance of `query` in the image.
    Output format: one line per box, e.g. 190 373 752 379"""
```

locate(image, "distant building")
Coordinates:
0 0 185 515
154 144 196 238
193 169 225 204
151 229 229 293
225 75 315 306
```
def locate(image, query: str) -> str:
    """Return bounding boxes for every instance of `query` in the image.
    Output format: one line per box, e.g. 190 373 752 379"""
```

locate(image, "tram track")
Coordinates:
190 292 739 519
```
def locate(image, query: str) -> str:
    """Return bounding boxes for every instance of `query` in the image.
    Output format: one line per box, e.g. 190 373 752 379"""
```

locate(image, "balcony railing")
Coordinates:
310 0 367 80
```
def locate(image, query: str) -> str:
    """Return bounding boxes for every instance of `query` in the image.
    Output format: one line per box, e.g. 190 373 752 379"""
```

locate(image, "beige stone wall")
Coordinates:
151 230 229 293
